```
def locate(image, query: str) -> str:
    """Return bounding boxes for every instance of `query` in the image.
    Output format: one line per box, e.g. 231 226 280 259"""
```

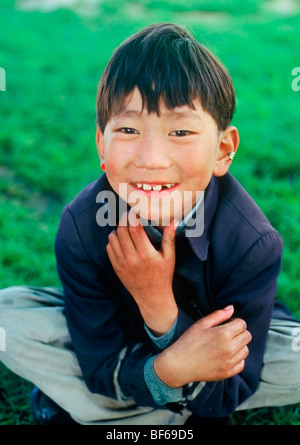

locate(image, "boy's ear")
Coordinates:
213 126 239 177
96 125 105 160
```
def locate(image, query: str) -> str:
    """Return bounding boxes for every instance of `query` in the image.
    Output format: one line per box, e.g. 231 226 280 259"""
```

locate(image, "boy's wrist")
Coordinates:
153 348 183 389
142 305 178 337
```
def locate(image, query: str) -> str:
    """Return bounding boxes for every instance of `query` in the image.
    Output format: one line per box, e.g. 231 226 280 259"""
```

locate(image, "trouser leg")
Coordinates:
0 286 188 425
1 286 299 422
237 318 300 411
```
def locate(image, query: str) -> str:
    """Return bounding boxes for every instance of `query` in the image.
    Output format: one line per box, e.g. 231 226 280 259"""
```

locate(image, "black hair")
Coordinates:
97 23 235 132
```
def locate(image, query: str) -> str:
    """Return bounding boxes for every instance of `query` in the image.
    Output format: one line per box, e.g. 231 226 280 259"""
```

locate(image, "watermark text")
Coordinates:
291 67 300 92
292 327 300 352
0 67 6 92
0 327 6 351
96 183 204 237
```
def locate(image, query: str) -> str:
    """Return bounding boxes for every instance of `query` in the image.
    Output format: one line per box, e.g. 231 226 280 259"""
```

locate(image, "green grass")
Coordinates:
0 0 300 424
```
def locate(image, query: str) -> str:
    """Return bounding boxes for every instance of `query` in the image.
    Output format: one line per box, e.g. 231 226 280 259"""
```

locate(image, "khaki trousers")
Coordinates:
0 286 300 424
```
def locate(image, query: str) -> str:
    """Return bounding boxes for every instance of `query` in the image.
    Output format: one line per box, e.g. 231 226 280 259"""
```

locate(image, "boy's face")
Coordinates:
97 88 238 227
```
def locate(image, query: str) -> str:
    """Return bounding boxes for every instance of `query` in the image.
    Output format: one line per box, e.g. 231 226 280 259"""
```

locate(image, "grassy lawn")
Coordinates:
0 0 300 425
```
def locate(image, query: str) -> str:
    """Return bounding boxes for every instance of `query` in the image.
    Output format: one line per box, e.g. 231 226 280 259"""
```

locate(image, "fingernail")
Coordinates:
224 305 234 311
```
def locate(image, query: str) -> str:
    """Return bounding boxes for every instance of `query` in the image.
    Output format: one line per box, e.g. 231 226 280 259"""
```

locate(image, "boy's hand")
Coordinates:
154 305 252 387
106 210 178 336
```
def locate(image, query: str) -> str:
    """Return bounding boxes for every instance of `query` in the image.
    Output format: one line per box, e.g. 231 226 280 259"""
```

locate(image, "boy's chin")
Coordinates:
138 212 179 229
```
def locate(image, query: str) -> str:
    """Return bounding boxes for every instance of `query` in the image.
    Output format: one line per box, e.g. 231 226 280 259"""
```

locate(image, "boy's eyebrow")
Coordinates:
113 109 143 119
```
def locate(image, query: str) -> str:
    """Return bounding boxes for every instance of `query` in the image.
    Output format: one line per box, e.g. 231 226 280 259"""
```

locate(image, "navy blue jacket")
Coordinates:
55 173 283 417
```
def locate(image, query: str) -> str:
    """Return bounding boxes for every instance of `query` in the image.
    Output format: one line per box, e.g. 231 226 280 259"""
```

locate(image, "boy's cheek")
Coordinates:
105 161 126 185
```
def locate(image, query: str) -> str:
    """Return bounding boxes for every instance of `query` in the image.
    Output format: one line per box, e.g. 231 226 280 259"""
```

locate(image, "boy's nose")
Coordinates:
134 136 171 170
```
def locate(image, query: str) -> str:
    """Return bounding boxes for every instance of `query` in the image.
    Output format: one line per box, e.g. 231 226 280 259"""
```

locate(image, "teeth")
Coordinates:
136 183 175 191
143 184 152 191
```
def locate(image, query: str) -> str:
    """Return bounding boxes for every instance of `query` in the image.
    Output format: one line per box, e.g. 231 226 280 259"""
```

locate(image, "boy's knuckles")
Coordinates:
217 329 232 344
229 318 247 332
240 319 247 331
236 360 246 374
215 363 235 380
123 255 139 269
247 330 252 343
244 345 250 359
219 355 246 378
112 260 126 274
137 248 153 261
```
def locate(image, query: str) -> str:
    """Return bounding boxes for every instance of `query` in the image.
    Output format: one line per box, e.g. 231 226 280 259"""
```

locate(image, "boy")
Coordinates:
1 23 300 426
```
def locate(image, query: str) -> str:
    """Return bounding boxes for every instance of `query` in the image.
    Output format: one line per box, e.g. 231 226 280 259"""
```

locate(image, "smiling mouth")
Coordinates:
134 183 176 191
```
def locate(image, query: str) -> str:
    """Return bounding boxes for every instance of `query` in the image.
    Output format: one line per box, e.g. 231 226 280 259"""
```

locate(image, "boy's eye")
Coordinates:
169 130 192 137
119 127 139 134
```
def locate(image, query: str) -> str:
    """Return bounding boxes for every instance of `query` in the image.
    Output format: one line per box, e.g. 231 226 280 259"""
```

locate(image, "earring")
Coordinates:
227 152 236 160
100 161 106 171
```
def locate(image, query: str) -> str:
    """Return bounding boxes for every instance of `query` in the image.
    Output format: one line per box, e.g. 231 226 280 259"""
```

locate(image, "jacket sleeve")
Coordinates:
55 205 173 408
184 229 283 417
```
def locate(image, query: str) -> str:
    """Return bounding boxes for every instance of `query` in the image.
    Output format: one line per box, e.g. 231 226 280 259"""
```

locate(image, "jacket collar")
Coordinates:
186 176 219 261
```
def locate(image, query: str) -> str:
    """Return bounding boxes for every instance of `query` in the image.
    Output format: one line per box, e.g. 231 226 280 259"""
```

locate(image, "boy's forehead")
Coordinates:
112 89 204 121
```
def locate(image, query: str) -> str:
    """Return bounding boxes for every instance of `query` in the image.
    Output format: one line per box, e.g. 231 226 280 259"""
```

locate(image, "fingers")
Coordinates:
107 210 146 256
216 316 251 354
227 341 251 377
127 209 151 253
198 305 235 329
231 328 251 360
212 328 251 379
222 323 252 378
194 307 252 378
199 306 250 342
108 210 177 259
229 358 246 378
224 317 248 338
161 220 177 261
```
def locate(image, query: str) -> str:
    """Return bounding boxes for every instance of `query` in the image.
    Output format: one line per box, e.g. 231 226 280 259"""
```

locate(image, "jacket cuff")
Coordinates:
144 308 194 351
144 355 184 405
